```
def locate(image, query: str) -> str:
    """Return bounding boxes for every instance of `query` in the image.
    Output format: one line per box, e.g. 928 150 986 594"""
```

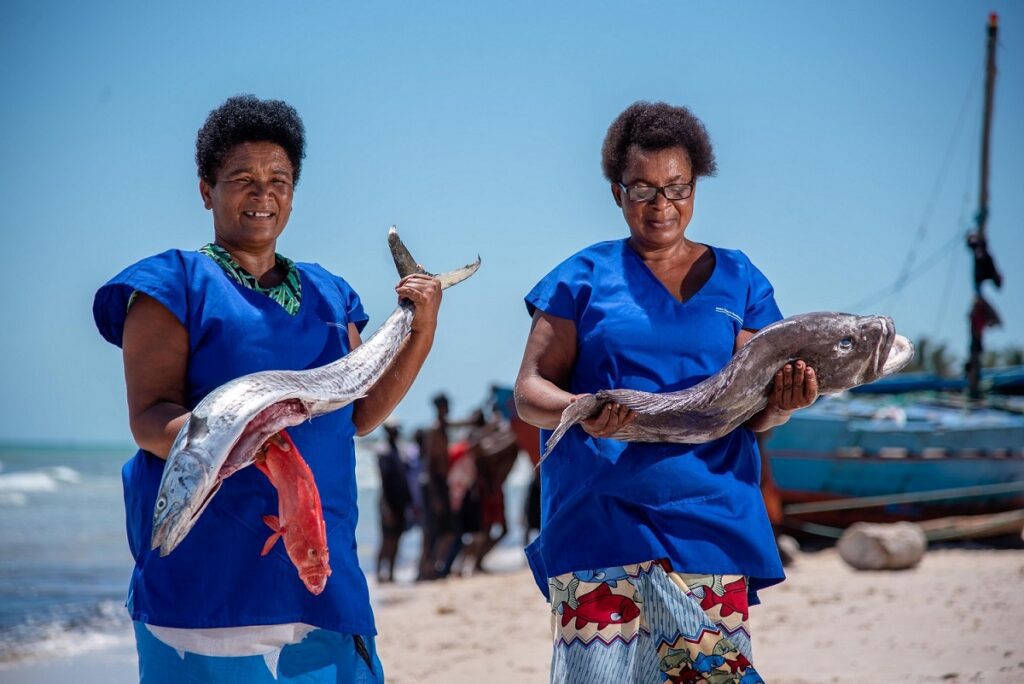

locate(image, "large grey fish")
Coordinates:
542 312 914 460
151 227 480 556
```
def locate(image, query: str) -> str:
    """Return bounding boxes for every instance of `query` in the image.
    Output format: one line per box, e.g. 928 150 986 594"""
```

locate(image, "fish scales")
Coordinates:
151 227 481 556
543 312 915 460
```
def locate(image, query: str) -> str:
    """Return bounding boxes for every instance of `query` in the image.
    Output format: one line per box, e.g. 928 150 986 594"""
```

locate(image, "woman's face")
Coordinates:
200 141 295 251
612 146 695 251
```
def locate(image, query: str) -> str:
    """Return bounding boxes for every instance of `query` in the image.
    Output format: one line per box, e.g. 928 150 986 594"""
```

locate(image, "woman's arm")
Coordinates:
514 311 634 436
122 294 191 458
351 274 442 436
737 329 819 432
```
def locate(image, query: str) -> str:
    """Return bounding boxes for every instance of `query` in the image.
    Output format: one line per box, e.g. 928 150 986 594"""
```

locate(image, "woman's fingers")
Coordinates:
769 360 818 411
581 402 634 438
802 366 818 404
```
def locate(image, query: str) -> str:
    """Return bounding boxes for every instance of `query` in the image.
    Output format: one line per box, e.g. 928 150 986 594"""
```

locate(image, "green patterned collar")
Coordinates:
199 243 302 315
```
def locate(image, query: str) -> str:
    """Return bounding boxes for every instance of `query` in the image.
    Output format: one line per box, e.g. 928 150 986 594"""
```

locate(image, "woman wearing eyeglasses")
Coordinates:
93 95 442 683
514 101 817 683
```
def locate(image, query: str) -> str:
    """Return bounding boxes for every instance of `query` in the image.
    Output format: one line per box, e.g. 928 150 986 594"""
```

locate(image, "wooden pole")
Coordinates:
967 12 998 400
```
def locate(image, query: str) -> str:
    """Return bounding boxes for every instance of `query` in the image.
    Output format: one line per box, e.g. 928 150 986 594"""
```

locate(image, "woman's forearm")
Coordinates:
129 403 191 459
352 329 434 436
514 373 575 430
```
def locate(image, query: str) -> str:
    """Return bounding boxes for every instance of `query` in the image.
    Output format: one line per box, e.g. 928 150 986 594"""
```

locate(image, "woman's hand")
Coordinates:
396 273 442 334
768 360 818 413
747 359 818 432
580 400 636 438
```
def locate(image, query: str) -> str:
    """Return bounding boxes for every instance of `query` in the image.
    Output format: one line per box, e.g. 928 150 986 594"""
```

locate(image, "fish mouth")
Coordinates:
302 572 330 595
872 317 895 377
881 334 915 376
150 455 220 556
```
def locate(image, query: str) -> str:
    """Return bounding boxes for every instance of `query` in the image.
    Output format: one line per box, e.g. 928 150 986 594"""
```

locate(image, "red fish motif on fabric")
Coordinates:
698 577 748 620
725 652 752 673
256 430 332 595
665 669 703 684
560 582 641 630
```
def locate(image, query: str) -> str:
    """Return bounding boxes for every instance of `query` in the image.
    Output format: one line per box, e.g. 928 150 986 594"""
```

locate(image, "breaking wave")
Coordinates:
0 466 82 493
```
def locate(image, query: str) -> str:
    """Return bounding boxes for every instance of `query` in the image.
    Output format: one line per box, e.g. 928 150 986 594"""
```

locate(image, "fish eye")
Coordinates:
838 337 854 352
155 496 167 511
308 548 317 558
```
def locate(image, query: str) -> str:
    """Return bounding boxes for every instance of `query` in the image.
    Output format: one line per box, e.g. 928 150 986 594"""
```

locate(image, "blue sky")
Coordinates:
1 1 1021 443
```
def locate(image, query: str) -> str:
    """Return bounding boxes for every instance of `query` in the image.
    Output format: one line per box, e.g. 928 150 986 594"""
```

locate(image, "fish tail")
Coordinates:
540 394 602 463
388 226 481 289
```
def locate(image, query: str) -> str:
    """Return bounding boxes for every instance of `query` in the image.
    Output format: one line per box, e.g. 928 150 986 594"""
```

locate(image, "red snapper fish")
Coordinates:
256 430 332 595
560 583 641 630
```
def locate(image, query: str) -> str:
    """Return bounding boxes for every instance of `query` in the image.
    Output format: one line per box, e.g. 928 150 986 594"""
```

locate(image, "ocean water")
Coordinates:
0 441 533 666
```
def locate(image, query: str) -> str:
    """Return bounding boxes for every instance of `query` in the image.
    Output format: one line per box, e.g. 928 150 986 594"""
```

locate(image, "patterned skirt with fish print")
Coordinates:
548 560 765 683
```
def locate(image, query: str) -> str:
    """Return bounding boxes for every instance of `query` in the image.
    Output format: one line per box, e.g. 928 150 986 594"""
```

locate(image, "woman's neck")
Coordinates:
214 238 281 287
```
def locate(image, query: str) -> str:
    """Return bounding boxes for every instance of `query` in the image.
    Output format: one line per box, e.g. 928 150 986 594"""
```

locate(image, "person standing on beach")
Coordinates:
93 94 442 682
376 420 413 583
514 101 818 682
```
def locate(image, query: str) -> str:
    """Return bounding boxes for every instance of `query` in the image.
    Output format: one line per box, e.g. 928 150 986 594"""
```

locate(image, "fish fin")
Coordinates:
174 648 186 660
711 575 726 597
608 580 618 588
540 394 604 463
255 459 271 478
574 616 587 630
261 532 282 556
589 582 612 598
262 648 282 679
560 605 574 627
567 577 580 609
261 516 283 556
596 622 608 630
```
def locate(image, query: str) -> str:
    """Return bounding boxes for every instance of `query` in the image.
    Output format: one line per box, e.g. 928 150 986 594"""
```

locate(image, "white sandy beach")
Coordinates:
3 546 1023 683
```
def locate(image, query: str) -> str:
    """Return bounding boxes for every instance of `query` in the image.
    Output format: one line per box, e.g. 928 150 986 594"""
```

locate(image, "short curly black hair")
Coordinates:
195 94 307 186
601 101 717 183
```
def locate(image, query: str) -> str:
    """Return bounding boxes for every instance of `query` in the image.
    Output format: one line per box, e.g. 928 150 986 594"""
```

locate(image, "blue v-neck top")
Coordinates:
93 249 377 634
523 238 785 604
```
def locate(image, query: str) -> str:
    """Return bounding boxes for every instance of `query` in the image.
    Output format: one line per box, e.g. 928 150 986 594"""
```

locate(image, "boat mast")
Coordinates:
966 12 999 400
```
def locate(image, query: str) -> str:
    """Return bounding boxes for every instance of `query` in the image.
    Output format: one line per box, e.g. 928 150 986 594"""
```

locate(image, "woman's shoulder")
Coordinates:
93 249 207 348
544 238 628 276
707 244 771 282
295 261 360 296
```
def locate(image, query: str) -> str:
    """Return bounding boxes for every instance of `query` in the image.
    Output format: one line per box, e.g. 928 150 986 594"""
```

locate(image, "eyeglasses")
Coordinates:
216 177 294 194
617 181 694 203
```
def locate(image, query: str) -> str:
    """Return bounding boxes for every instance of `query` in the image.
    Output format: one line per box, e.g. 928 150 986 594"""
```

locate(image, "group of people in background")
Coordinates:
373 386 540 583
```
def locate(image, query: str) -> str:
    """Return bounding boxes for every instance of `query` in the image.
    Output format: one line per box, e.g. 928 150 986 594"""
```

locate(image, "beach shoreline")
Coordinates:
3 546 1023 683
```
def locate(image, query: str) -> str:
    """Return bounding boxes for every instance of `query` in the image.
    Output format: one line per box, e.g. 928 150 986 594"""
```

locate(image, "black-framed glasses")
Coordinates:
617 181 694 203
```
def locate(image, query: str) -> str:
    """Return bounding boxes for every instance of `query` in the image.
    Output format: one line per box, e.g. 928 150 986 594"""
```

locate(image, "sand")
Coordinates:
3 547 1024 683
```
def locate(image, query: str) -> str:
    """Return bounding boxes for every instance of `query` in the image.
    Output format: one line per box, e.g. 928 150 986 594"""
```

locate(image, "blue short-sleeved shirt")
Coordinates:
93 249 377 634
523 239 785 603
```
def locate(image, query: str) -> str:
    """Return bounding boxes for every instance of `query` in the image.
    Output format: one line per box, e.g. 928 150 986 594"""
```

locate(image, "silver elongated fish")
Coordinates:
152 227 480 556
542 312 914 460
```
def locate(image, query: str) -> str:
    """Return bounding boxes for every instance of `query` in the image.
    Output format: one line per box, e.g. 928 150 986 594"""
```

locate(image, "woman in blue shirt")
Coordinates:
94 95 442 682
514 101 818 683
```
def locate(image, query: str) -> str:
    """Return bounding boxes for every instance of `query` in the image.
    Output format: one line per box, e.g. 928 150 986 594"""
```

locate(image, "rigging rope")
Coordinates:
845 61 983 313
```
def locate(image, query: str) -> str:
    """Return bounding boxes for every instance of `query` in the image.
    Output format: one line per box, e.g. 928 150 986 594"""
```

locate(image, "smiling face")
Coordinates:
612 146 695 251
199 141 295 252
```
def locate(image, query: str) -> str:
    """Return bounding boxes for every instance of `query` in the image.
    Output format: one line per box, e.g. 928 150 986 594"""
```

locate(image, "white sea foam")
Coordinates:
0 466 82 493
0 492 28 506
0 601 132 666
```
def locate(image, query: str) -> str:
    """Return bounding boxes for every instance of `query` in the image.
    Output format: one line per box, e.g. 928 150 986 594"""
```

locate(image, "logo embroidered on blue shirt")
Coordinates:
715 307 743 325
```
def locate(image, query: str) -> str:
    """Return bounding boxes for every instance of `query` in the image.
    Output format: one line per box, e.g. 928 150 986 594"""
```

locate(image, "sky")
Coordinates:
1 1 1022 444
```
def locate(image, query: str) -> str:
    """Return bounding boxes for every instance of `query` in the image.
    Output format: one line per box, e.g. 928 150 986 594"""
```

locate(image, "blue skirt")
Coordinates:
134 622 384 683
